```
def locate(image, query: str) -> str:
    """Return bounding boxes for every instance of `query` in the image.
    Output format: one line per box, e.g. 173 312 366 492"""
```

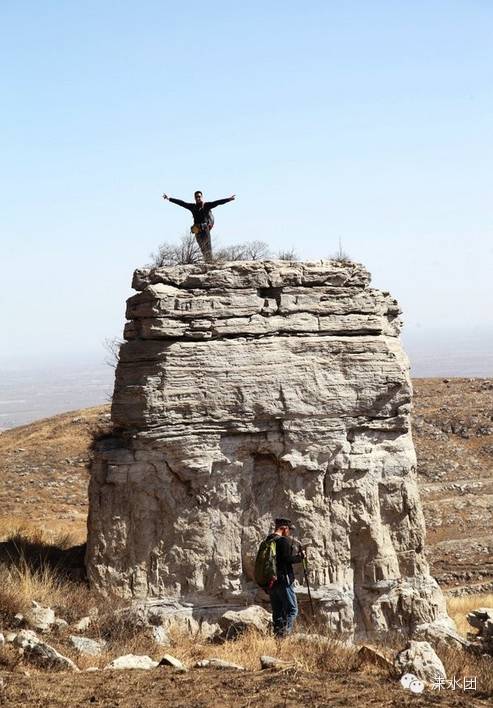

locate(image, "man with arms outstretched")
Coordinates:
162 190 235 262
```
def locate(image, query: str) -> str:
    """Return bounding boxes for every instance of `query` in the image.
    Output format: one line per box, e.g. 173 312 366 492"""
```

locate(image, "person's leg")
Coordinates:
196 227 213 262
284 584 298 635
269 584 286 637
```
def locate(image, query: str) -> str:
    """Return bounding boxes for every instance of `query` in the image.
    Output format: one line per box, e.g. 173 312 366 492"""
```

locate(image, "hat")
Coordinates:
274 517 295 530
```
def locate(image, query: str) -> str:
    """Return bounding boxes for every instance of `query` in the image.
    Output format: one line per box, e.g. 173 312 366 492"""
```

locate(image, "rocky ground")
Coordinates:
2 665 490 707
413 378 493 593
0 377 491 591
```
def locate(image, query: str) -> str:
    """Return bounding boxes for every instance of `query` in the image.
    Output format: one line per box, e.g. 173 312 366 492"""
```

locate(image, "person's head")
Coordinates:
194 190 203 205
274 517 295 537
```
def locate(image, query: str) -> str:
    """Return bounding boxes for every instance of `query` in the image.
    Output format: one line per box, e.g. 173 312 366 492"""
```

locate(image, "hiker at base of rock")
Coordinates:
162 190 235 262
268 517 305 638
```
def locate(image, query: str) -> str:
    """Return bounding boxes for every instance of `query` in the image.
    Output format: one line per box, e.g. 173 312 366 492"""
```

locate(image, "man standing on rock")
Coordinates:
268 517 305 638
162 190 235 262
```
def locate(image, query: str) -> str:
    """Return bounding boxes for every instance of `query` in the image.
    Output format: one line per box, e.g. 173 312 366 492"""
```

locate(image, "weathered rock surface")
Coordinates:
53 618 69 632
13 629 41 648
104 654 159 670
394 640 446 683
466 607 493 654
69 635 106 656
159 654 187 671
195 658 246 671
218 605 271 637
73 616 92 633
14 630 79 672
87 260 450 639
260 655 293 670
413 617 471 650
24 601 55 632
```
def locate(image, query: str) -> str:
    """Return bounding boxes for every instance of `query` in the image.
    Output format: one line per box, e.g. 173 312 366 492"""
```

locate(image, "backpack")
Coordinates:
254 535 277 588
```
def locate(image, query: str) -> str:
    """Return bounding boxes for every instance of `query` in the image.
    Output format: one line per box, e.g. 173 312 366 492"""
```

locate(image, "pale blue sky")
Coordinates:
1 1 492 370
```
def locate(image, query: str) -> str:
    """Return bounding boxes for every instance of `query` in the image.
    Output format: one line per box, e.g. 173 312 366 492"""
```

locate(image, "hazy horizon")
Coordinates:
1 326 492 432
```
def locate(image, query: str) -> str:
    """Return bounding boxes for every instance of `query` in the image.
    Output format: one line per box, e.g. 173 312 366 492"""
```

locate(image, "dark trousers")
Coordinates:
269 581 298 637
195 228 213 262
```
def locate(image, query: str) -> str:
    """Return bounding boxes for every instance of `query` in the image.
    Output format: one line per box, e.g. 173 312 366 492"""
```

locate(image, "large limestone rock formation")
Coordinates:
87 260 450 639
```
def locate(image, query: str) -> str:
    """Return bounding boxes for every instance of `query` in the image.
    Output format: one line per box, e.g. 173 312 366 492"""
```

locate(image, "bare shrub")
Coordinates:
149 236 271 266
103 337 122 369
242 240 271 260
277 248 298 261
330 238 352 263
150 232 202 267
214 243 250 261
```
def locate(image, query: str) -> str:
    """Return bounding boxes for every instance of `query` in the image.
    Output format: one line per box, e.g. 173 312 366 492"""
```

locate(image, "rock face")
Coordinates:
394 640 446 682
467 607 493 654
87 260 449 639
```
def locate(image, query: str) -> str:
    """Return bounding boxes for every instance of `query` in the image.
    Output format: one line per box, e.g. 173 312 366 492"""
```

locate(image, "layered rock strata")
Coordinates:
87 260 449 639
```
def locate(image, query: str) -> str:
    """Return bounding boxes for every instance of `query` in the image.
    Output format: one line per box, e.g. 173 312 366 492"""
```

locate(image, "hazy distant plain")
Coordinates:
0 362 114 432
1 333 492 432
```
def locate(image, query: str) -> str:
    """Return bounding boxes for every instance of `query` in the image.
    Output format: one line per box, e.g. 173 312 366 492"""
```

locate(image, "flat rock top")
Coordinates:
132 259 371 291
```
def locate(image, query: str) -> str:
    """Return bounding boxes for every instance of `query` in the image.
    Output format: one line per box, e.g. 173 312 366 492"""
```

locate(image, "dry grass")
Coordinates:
0 525 492 703
447 593 493 636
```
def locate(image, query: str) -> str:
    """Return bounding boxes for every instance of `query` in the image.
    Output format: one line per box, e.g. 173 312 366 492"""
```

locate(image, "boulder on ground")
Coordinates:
194 658 246 671
53 619 69 632
69 636 106 656
260 655 293 670
73 616 92 632
199 620 222 641
14 630 79 672
104 654 159 670
24 601 55 632
158 654 187 671
466 607 493 654
467 607 493 631
413 618 471 650
13 630 40 648
394 640 446 683
218 605 271 638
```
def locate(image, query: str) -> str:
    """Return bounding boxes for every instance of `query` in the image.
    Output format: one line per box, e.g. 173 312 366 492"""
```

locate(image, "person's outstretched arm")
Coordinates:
206 195 236 209
162 194 194 210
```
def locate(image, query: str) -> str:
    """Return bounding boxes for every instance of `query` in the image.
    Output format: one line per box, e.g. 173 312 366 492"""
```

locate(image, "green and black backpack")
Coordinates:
254 535 278 588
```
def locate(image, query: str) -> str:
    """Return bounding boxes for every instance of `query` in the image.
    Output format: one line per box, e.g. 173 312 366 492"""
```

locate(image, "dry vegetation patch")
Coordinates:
0 526 492 704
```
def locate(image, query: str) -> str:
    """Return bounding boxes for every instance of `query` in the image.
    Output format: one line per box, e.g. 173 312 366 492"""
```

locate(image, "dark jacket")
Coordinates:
273 535 303 585
169 197 233 226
